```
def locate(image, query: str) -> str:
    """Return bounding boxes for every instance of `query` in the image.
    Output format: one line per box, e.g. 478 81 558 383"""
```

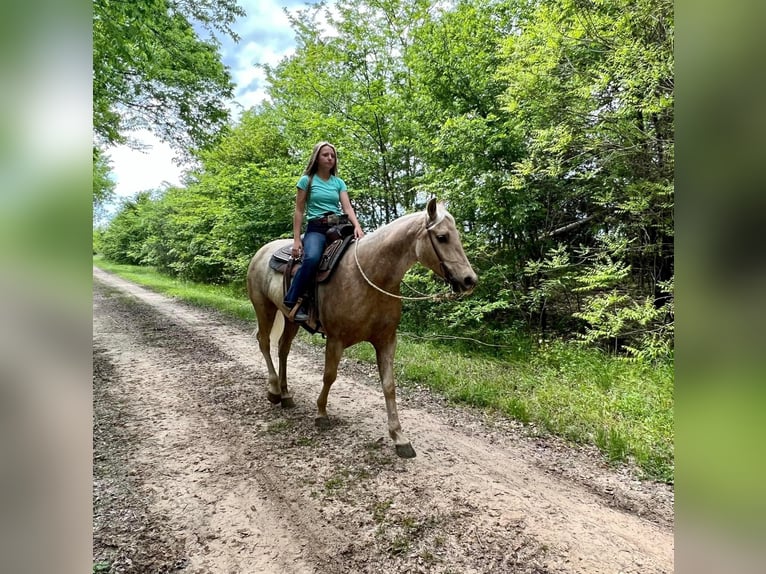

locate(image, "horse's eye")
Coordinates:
437 234 448 243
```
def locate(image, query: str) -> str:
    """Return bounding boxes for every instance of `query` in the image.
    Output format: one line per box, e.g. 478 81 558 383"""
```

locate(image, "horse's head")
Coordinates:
417 198 478 294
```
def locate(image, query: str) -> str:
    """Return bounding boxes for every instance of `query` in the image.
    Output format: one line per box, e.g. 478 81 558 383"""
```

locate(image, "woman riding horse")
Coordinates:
283 142 365 322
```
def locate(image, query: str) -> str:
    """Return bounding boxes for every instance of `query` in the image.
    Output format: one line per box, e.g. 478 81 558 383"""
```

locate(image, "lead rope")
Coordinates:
353 236 455 301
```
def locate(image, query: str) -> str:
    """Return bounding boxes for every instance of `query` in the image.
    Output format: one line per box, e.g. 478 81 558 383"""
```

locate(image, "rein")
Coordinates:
352 215 456 301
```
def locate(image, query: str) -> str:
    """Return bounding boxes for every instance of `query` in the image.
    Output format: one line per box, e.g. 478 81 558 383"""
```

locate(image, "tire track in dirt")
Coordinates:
94 288 320 573
93 267 673 573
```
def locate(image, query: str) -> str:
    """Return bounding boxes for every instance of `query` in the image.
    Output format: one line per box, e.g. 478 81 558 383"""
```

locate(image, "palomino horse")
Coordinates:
246 198 477 457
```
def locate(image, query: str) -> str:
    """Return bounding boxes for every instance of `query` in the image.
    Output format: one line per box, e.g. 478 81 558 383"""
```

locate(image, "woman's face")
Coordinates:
317 146 336 170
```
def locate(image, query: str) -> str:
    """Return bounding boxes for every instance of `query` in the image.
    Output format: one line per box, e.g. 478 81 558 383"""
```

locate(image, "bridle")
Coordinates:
353 213 457 301
425 213 454 286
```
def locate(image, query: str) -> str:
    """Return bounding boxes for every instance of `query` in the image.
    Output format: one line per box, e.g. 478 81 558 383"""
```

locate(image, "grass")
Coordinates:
94 256 254 320
93 256 674 482
345 337 673 482
266 420 293 434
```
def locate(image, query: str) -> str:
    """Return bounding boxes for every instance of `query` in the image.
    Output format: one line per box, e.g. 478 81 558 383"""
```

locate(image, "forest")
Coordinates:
93 0 674 362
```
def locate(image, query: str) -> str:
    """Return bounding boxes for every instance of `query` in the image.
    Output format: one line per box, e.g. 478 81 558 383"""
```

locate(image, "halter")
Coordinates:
353 213 456 301
425 212 452 284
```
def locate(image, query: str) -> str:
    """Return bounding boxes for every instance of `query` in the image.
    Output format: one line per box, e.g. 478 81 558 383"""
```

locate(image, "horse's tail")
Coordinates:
247 243 287 354
270 310 285 348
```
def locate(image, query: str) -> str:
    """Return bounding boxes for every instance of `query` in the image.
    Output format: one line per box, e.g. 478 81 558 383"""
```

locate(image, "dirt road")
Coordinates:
93 267 673 573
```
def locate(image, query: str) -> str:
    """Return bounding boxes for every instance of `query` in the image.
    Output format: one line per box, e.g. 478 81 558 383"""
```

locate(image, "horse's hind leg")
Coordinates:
275 319 300 408
315 337 343 429
374 338 415 458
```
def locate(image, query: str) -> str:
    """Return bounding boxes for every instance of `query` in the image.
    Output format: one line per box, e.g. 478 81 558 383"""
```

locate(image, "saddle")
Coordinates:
268 224 356 334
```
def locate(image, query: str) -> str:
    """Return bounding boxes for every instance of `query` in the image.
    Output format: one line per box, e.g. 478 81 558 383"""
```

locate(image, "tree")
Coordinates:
93 147 116 213
99 191 158 264
265 0 435 227
499 0 674 354
405 1 525 241
96 0 674 358
93 0 244 153
99 107 298 284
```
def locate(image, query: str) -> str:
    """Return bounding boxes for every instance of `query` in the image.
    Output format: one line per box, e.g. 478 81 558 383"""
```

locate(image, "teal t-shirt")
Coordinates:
297 174 347 220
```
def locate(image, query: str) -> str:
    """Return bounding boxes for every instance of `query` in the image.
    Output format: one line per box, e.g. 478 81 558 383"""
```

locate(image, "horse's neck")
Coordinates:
357 213 421 287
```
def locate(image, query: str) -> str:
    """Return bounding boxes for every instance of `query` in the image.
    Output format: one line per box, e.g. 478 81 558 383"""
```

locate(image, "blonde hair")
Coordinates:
303 141 338 176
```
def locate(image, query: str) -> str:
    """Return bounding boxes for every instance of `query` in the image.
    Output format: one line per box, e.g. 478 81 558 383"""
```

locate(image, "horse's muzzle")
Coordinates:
448 271 477 294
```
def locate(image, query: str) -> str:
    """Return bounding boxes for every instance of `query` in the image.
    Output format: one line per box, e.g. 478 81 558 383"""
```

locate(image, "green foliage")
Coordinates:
497 0 674 355
97 0 674 362
99 192 158 265
265 0 437 226
524 236 673 358
93 0 243 151
99 109 298 283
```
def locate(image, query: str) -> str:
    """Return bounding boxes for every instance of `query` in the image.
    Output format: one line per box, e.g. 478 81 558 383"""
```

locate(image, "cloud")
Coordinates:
107 131 184 198
220 0 308 115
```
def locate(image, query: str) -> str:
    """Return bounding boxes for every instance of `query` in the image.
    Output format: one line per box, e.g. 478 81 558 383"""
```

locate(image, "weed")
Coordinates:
355 468 372 480
373 500 392 523
596 427 629 463
501 396 530 423
389 534 410 555
266 420 292 434
401 516 417 530
324 476 345 492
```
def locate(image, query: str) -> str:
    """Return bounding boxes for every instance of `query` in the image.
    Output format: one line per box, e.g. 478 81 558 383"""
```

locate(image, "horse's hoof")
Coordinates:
315 416 331 430
267 392 281 405
280 397 296 409
395 443 417 458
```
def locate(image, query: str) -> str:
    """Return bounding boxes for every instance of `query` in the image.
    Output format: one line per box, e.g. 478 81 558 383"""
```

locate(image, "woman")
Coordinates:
283 141 365 322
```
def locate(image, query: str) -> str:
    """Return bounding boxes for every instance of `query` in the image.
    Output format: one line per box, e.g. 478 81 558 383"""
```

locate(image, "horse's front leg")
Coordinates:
374 337 416 458
315 337 343 429
275 320 300 408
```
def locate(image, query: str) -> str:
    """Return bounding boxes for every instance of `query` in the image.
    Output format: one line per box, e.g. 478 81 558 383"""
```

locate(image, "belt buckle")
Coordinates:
327 214 339 225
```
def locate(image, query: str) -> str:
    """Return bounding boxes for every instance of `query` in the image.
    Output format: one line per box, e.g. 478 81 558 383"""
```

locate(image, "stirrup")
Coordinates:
287 297 305 321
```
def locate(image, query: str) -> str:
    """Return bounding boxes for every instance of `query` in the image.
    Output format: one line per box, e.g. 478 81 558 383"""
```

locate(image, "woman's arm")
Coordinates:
340 192 365 239
292 187 307 257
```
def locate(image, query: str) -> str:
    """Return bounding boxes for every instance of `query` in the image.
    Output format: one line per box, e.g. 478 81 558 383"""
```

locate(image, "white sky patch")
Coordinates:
222 0 301 116
108 131 184 198
230 43 293 113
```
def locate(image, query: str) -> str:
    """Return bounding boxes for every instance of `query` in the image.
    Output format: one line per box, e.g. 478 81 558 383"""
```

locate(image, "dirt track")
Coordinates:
92 267 673 573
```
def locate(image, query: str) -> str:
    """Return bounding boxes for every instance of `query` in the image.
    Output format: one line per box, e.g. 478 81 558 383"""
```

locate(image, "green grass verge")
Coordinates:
344 338 673 482
94 256 253 320
93 257 674 482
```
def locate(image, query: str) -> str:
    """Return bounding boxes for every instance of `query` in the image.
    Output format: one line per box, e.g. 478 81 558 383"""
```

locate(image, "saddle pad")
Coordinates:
268 244 294 272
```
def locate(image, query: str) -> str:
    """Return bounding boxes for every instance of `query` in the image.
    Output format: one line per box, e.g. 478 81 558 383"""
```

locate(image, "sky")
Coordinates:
108 0 315 200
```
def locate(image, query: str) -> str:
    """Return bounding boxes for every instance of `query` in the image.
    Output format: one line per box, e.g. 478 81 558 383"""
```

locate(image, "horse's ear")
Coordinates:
426 198 438 222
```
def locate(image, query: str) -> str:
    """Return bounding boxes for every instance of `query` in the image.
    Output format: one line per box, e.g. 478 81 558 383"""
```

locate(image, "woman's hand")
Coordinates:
339 193 364 240
291 239 302 258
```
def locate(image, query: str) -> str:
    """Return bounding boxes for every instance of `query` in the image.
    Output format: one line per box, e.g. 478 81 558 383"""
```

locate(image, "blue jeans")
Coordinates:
284 227 327 306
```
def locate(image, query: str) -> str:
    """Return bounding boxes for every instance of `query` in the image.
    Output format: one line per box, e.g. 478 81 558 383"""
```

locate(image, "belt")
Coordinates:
309 213 347 225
